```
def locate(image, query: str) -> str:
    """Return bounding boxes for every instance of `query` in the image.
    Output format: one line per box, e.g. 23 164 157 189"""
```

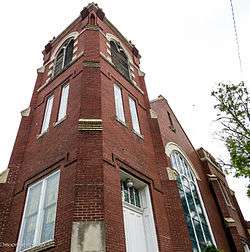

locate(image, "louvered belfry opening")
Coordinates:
110 40 130 81
53 38 74 77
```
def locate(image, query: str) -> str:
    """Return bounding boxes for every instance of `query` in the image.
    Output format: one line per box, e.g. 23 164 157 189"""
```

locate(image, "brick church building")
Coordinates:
0 3 249 252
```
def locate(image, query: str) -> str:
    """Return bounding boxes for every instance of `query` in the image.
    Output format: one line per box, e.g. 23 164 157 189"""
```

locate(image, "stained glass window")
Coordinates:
17 171 60 251
121 180 141 208
170 150 214 252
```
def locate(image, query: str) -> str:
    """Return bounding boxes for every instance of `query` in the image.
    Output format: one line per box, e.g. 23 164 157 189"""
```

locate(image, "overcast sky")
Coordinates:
0 0 249 219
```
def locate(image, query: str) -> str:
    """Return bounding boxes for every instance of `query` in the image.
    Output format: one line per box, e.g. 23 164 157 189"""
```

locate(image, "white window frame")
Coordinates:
41 95 54 134
244 243 250 252
57 84 69 122
16 171 60 252
128 96 141 135
114 84 125 124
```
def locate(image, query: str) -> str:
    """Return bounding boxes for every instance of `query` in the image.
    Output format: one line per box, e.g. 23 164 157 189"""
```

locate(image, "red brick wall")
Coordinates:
1 4 249 252
150 96 249 251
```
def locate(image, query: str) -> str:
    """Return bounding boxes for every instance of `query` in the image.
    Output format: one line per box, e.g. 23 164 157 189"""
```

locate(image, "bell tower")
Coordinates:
0 3 173 252
1 3 249 252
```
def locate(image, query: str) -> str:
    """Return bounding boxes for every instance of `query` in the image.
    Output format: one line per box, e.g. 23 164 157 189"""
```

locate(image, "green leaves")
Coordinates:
211 81 250 196
202 245 223 252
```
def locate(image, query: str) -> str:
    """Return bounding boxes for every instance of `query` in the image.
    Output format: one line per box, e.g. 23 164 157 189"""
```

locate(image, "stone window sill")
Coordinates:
116 117 127 128
21 240 55 252
132 130 144 140
37 130 48 139
54 116 67 127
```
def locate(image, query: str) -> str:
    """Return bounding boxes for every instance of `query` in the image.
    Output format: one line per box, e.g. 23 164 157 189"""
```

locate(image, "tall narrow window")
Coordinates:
114 84 125 123
110 40 130 81
17 171 60 252
53 38 74 76
57 84 69 122
167 111 175 132
170 150 215 252
41 95 54 134
129 97 141 135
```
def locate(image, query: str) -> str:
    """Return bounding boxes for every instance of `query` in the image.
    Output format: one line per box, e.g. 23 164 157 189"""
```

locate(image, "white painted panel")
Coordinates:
123 206 147 252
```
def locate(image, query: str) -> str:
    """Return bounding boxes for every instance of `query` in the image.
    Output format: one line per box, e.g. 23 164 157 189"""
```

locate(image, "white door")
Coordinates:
123 205 148 252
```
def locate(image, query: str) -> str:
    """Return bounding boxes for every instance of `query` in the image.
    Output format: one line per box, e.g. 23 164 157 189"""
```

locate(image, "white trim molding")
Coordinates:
165 142 200 180
106 33 133 64
51 31 79 60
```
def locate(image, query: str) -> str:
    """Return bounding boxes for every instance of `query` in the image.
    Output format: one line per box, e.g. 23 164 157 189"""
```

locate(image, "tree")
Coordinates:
211 81 250 196
203 245 223 252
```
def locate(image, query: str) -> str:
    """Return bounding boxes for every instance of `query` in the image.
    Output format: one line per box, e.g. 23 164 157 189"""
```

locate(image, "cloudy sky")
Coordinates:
0 0 249 219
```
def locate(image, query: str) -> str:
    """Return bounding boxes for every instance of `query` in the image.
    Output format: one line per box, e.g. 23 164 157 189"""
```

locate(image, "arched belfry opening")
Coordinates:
89 13 96 25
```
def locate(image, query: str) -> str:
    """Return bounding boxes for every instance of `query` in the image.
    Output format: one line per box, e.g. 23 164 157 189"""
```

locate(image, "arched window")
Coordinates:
53 38 74 76
170 150 214 252
110 40 130 81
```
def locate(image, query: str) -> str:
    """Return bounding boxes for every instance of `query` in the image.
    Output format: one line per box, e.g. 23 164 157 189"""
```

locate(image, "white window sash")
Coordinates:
129 97 140 134
17 171 60 252
57 84 69 121
114 84 125 123
41 95 54 133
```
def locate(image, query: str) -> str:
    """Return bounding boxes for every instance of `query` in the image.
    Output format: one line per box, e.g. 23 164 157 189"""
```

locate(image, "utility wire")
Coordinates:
229 0 243 73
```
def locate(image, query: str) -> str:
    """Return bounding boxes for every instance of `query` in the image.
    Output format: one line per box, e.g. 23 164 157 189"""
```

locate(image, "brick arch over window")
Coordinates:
165 142 217 252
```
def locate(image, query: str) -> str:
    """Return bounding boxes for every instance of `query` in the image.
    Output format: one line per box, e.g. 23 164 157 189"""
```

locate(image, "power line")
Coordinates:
229 0 243 73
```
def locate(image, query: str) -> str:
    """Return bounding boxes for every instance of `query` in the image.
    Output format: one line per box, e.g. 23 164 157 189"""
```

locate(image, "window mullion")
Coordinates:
62 47 66 68
180 176 201 252
127 184 131 204
189 180 208 245
33 179 47 245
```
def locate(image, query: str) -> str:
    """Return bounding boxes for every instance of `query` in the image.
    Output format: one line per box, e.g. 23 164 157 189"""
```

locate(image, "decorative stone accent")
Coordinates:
207 174 218 182
132 46 140 57
0 169 9 183
166 167 177 181
83 61 100 68
47 70 52 76
138 69 145 77
78 119 102 131
150 109 158 119
96 8 105 20
224 217 236 227
44 42 52 53
48 63 54 69
37 66 45 73
80 7 89 20
21 107 31 117
71 221 105 252
74 40 78 46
